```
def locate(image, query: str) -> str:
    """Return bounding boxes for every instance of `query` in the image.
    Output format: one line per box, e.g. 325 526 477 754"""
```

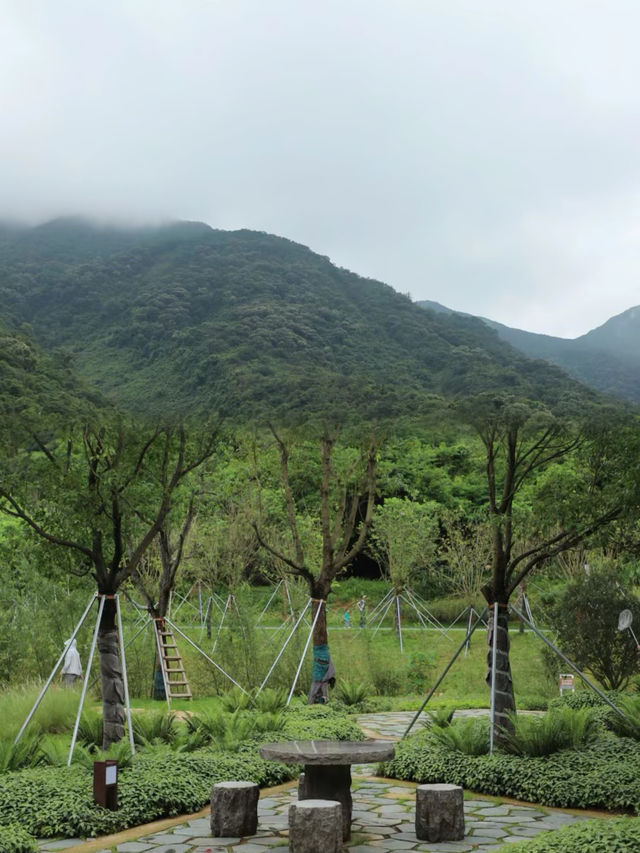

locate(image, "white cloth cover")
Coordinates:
61 639 83 676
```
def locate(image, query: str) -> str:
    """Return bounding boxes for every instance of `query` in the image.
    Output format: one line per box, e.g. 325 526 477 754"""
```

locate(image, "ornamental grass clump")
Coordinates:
336 679 370 706
131 711 178 746
0 732 43 771
427 718 490 756
501 707 600 757
606 695 640 740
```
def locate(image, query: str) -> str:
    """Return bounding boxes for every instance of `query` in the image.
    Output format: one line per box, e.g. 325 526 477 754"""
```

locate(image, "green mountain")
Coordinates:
418 300 640 404
0 219 602 421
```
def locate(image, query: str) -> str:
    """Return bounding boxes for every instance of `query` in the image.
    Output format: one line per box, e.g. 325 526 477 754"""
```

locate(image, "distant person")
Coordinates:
343 609 351 628
61 638 82 687
357 595 367 627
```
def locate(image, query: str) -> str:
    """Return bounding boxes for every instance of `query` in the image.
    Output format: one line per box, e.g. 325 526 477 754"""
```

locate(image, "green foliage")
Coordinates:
0 823 38 853
76 713 103 750
385 733 640 813
406 651 435 692
548 565 640 690
606 696 640 741
280 703 364 742
336 679 370 706
496 816 640 852
131 711 178 746
427 718 490 756
253 688 287 713
501 708 601 757
0 220 604 421
221 687 252 712
0 733 43 772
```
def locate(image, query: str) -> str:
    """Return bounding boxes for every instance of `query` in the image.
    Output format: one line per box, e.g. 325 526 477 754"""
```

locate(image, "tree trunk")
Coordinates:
486 602 515 747
312 597 328 646
98 615 125 749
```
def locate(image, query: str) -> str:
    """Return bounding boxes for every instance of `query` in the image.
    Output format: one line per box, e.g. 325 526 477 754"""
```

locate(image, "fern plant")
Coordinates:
131 711 178 746
428 718 490 756
501 707 600 756
0 733 44 771
336 680 370 707
254 688 287 713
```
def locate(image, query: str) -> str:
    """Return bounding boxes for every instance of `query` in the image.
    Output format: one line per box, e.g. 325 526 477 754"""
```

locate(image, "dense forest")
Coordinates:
0 218 604 422
419 299 640 404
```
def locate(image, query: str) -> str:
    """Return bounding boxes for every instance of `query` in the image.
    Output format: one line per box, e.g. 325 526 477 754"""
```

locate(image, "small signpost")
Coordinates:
93 760 118 810
558 673 575 694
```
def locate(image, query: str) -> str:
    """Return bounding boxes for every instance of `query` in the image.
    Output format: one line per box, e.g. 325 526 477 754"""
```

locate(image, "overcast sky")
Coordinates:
2 1 640 338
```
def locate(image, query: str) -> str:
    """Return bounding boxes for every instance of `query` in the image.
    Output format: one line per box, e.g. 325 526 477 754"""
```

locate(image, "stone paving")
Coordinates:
44 776 586 853
37 712 587 853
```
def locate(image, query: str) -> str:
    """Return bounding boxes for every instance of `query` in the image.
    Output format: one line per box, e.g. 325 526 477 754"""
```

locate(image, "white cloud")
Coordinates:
1 0 640 337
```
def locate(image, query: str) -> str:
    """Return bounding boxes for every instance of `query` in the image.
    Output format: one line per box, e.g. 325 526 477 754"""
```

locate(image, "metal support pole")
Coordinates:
403 607 488 738
212 594 230 654
405 588 448 636
257 581 282 625
464 607 473 656
287 600 324 706
165 617 249 694
372 593 395 638
115 594 135 756
395 596 403 653
14 593 97 746
489 601 499 755
354 587 393 637
510 604 626 719
257 599 312 693
68 595 105 765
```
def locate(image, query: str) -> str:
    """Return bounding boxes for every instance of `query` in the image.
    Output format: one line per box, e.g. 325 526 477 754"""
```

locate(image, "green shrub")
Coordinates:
281 704 364 742
0 823 38 853
427 718 490 756
76 713 103 750
253 688 287 713
496 816 640 851
336 680 370 706
605 695 640 740
407 651 435 692
0 734 43 772
384 733 640 814
131 711 178 746
221 687 252 712
501 708 600 757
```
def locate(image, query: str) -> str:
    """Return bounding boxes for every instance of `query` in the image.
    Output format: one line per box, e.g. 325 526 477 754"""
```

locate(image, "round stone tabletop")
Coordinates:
259 739 395 765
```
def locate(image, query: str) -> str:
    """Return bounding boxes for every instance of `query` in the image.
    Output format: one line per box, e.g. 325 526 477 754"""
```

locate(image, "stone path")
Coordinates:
40 776 587 853
37 711 587 853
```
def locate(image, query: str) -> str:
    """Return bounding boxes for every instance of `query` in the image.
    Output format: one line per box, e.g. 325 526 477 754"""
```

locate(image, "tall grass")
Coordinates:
0 684 82 739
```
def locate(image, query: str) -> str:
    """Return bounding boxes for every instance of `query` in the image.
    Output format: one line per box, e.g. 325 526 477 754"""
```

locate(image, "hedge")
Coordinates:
0 705 362 839
384 733 640 813
496 817 640 852
0 825 37 853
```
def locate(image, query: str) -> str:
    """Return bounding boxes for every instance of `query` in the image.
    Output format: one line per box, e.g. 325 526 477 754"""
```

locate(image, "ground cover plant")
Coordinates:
384 728 640 813
0 703 362 840
496 816 640 852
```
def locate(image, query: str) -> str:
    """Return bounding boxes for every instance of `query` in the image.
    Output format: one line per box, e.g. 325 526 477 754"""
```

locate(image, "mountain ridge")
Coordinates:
0 219 608 422
417 300 640 404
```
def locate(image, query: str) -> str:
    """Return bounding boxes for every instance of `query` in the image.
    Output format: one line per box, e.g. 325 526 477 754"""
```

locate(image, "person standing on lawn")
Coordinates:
61 638 83 687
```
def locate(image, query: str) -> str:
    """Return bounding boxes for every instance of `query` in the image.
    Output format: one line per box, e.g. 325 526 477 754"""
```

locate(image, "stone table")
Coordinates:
259 739 395 841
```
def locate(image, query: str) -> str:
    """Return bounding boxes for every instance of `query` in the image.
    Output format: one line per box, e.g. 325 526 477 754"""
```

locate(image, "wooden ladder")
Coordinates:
154 619 192 701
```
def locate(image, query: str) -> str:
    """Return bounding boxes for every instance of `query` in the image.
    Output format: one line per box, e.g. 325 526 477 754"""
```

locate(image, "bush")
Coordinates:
547 566 640 690
384 733 640 813
496 816 640 852
501 708 600 757
0 823 38 853
336 680 370 706
131 711 178 746
427 718 489 756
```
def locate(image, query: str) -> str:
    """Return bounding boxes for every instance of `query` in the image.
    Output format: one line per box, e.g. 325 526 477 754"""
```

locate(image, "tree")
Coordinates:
368 497 440 592
253 427 376 699
0 415 219 747
461 395 630 744
549 563 640 690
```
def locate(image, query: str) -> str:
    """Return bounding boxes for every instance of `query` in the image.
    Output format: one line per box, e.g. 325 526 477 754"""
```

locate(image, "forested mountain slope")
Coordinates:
418 299 640 404
0 219 601 420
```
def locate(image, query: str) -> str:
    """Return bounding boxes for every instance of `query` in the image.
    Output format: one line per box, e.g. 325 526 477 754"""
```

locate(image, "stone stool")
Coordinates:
415 783 465 842
210 780 259 837
289 799 343 853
